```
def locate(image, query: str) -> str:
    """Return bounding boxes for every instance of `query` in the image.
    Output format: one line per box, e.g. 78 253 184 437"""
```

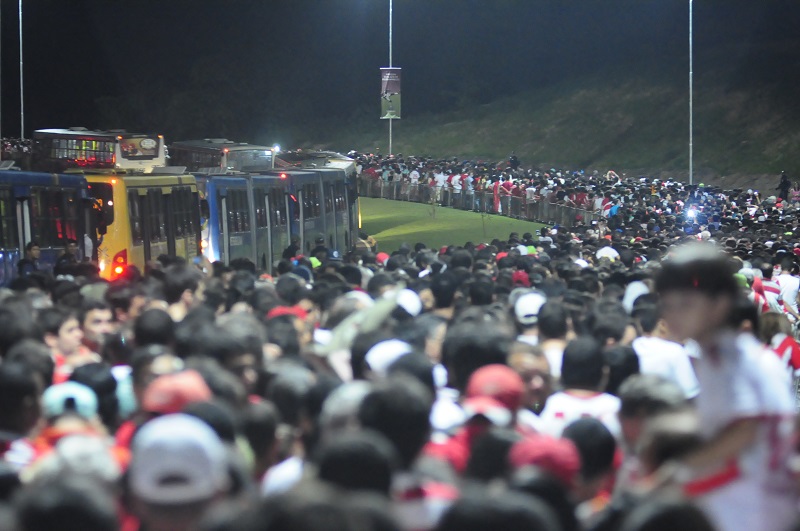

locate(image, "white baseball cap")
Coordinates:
514 291 547 326
130 414 230 504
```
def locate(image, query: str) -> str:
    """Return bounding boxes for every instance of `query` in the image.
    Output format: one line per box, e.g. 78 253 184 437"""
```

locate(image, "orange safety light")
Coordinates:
280 173 288 180
114 266 124 275
111 178 117 185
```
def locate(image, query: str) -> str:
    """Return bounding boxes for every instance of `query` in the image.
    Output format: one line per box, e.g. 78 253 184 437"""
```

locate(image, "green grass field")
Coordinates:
359 197 546 252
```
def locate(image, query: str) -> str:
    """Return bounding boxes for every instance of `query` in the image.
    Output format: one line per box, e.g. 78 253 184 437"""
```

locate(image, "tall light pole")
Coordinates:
18 0 24 139
689 0 693 185
388 0 393 155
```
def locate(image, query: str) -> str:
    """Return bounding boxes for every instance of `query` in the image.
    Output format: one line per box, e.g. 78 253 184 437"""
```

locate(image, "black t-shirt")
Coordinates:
282 244 300 260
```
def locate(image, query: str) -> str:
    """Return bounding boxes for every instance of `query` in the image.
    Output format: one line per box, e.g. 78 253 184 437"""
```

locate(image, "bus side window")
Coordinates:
128 190 143 244
172 188 185 237
148 190 165 241
0 188 17 249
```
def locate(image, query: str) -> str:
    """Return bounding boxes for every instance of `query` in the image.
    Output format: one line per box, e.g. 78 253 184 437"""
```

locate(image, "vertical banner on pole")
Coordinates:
380 67 401 120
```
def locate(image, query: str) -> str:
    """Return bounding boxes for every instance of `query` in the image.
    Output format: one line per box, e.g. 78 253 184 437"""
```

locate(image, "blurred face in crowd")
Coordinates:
27 245 40 260
424 322 447 364
418 288 435 312
48 317 84 356
660 290 732 343
227 353 260 395
508 349 553 414
83 308 115 348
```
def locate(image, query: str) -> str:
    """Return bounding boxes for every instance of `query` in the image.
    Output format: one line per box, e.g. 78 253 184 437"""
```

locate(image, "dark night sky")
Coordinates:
1 0 798 143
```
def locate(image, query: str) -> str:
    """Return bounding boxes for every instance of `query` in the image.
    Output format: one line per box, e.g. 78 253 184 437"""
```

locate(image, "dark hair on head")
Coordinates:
537 302 568 340
727 294 759 331
231 481 355 531
560 336 605 391
338 265 363 287
450 250 473 270
275 274 309 305
603 345 639 396
656 255 738 297
0 307 40 357
366 273 395 299
430 271 459 309
358 375 432 470
133 308 175 348
78 298 111 326
263 315 301 358
37 306 76 337
183 399 238 444
465 428 523 483
442 323 511 392
632 303 660 334
350 329 393 380
387 353 436 397
619 374 686 417
240 401 281 461
69 362 118 431
562 418 617 482
162 264 202 304
6 339 54 387
315 429 399 495
436 491 560 531
468 278 495 306
509 467 579 531
129 344 176 387
265 362 316 427
15 476 118 531
620 497 715 531
0 361 40 429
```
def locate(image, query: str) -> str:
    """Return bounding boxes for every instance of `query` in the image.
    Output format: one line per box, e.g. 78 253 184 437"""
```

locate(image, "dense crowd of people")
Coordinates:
2 154 800 530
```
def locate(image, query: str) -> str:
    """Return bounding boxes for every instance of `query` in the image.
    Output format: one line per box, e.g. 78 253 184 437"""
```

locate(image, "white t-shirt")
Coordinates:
537 390 621 438
409 170 420 184
596 246 620 261
434 173 447 188
541 344 565 379
631 336 700 398
777 274 800 314
261 456 304 496
690 332 796 531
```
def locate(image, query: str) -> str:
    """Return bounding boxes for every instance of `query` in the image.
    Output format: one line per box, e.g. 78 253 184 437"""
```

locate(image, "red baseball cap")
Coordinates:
508 435 581 489
462 396 513 426
466 364 525 411
142 370 212 415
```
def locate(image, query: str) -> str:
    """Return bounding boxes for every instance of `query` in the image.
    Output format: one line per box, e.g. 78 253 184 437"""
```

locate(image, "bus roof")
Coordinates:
33 128 161 140
171 139 273 152
276 150 353 164
0 170 87 188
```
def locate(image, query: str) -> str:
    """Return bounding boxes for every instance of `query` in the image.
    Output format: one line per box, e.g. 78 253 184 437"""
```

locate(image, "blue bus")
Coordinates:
196 174 286 270
0 170 91 284
196 168 357 271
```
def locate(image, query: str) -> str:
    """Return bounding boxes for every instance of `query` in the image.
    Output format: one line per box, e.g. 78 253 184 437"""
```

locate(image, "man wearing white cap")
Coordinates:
127 414 231 531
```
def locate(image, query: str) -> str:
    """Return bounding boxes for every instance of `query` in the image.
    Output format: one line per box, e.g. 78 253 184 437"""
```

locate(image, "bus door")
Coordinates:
218 188 230 264
0 186 20 284
244 177 258 266
327 180 338 251
163 189 176 257
139 189 152 263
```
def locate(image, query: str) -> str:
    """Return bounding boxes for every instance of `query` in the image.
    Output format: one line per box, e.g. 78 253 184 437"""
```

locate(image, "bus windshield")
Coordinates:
227 149 273 171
